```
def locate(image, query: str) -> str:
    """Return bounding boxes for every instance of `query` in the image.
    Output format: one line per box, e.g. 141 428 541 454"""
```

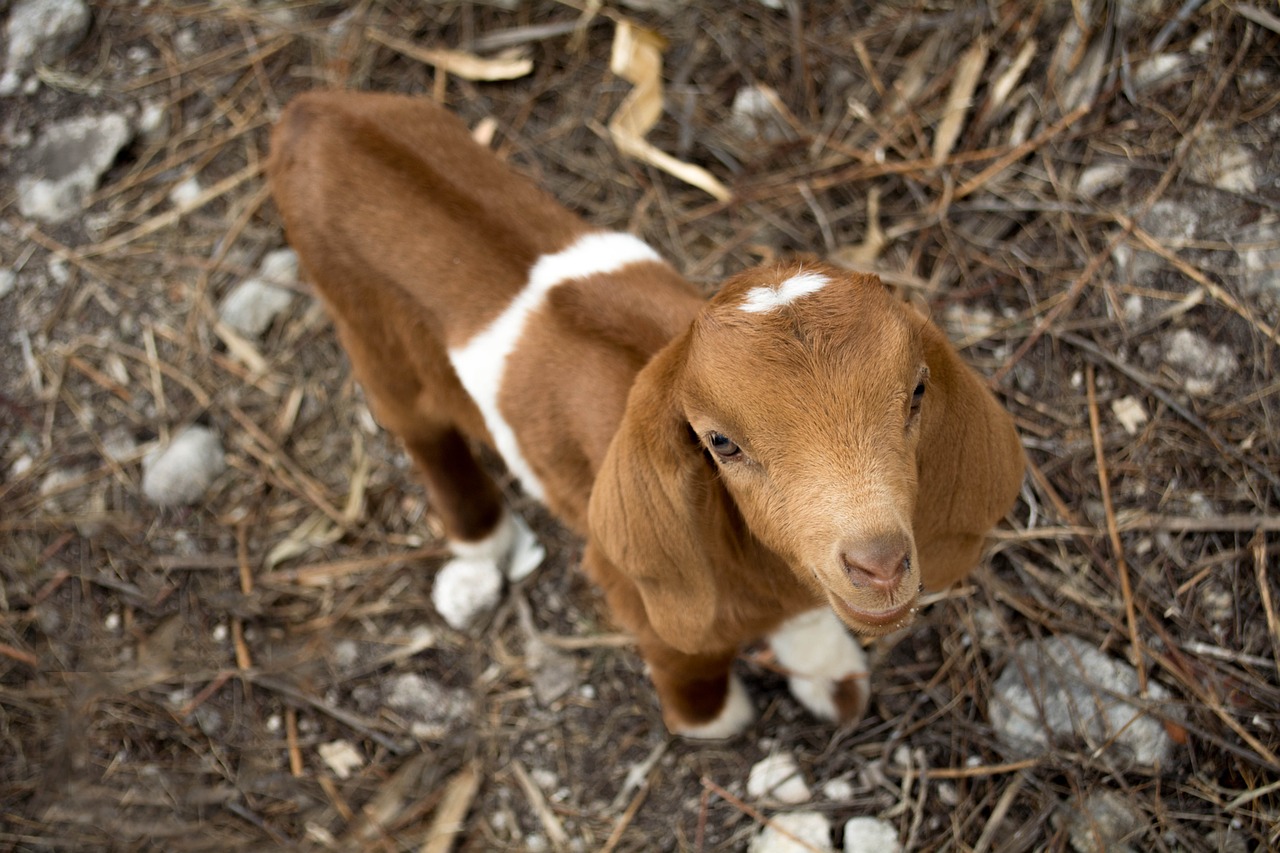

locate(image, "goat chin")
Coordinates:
268 90 1027 738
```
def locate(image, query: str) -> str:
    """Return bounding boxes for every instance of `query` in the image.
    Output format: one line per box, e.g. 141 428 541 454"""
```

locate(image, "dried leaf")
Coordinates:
933 37 989 166
369 31 532 81
608 20 731 201
264 511 343 570
830 188 886 268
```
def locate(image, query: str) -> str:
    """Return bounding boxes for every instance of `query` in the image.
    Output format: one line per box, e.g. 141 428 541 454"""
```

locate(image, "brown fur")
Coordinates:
268 91 1026 734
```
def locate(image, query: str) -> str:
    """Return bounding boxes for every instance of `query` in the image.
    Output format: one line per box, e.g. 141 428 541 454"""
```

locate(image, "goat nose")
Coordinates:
841 534 911 592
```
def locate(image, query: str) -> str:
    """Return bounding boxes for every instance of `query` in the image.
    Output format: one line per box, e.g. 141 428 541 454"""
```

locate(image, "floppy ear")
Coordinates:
906 304 1026 589
587 334 722 656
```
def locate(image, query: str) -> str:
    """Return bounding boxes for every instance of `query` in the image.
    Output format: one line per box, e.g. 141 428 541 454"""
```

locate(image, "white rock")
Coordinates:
748 811 833 853
989 635 1176 766
218 249 299 336
1076 163 1129 198
820 777 854 801
747 753 811 805
17 113 134 224
1189 132 1257 193
141 425 227 506
1138 200 1198 246
843 817 901 853
1110 396 1148 435
0 0 91 95
259 247 300 283
1060 790 1142 853
384 672 470 738
1131 53 1185 91
728 84 791 144
431 557 503 630
317 739 363 779
0 270 15 299
1164 329 1237 395
943 303 995 339
1236 219 1280 301
169 176 203 210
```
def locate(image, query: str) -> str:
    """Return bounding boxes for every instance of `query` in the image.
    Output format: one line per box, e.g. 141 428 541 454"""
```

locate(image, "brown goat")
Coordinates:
268 91 1026 737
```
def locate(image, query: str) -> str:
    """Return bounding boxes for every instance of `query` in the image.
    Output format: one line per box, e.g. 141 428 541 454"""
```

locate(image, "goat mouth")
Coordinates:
831 595 918 631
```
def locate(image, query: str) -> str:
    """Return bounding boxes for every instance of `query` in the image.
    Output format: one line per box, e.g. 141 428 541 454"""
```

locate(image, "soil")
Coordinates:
1 2 1278 851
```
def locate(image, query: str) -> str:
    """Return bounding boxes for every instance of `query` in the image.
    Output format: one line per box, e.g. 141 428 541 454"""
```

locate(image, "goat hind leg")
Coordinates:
403 424 545 581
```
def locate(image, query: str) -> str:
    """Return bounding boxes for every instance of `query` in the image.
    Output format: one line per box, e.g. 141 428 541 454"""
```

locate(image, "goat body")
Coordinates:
268 91 1025 737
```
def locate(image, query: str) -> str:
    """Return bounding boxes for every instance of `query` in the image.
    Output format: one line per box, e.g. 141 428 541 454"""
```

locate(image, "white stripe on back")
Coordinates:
448 232 662 500
739 271 830 313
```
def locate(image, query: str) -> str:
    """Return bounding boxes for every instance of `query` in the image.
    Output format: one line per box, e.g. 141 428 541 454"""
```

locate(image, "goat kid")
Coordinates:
268 91 1026 738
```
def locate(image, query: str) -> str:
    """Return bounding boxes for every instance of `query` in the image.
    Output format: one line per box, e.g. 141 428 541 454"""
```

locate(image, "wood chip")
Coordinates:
369 30 533 81
933 37 989 166
608 20 731 201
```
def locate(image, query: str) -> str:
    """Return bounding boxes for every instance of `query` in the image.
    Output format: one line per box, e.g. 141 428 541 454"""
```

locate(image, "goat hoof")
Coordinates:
671 674 755 740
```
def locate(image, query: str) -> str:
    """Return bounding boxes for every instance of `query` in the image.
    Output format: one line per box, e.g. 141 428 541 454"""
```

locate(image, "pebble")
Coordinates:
747 753 812 805
317 740 363 779
989 635 1176 767
1076 162 1129 199
728 84 792 144
17 112 134 225
384 672 471 739
1059 790 1143 853
141 425 227 506
1110 396 1148 435
218 248 299 336
431 557 503 630
0 0 91 95
1163 329 1237 396
748 811 833 853
843 817 902 853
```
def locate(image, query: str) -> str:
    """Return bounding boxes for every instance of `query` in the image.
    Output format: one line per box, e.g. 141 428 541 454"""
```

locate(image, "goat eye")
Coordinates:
706 432 742 459
909 380 926 418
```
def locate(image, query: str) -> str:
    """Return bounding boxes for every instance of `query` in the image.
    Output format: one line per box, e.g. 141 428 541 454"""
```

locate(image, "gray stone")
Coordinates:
17 113 133 224
989 635 1176 767
1163 329 1237 396
843 817 901 853
0 0 91 95
384 672 470 740
141 426 227 506
1235 219 1280 301
217 248 298 336
748 811 833 853
1058 790 1144 853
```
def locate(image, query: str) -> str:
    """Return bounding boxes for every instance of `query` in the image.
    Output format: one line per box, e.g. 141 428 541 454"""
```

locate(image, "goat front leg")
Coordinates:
769 608 870 725
583 543 754 738
639 636 754 739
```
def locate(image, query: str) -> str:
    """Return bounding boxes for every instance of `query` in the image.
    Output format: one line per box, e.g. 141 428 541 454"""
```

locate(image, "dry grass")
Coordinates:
1 1 1277 850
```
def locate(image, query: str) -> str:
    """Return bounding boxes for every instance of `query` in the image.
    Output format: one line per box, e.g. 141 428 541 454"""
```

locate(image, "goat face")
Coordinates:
680 265 927 636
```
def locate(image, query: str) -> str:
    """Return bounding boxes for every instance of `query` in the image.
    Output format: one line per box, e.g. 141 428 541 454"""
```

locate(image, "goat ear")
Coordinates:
907 304 1026 588
587 337 720 655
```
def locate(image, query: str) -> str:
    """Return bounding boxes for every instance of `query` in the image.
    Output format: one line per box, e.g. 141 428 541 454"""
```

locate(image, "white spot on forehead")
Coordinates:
739 271 830 313
448 232 662 500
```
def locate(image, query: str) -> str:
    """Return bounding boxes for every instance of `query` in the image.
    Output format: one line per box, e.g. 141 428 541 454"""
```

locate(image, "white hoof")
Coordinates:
449 510 546 581
673 673 756 740
770 608 870 723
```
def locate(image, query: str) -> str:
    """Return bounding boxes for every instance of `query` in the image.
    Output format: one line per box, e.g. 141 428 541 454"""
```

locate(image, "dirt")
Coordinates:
1 2 1278 851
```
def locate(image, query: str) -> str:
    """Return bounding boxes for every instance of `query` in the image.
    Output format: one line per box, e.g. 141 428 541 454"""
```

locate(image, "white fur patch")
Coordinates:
674 673 755 739
769 608 869 721
739 271 830 314
449 510 546 581
448 232 662 500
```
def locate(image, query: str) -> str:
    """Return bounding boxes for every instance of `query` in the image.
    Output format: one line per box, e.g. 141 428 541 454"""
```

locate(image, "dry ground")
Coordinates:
1 1 1278 850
